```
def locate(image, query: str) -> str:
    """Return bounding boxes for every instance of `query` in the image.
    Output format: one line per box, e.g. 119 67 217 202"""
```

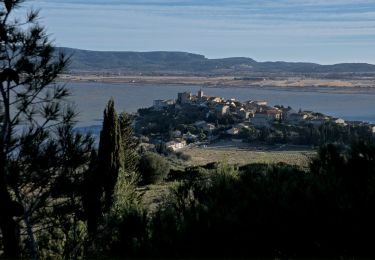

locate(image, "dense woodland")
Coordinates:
1 1 375 259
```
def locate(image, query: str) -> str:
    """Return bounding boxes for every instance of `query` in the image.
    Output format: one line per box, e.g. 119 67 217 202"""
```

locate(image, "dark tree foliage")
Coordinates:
97 99 124 210
0 0 93 258
149 142 375 259
119 112 138 175
244 121 375 146
84 106 139 235
97 142 375 259
82 149 102 234
138 152 170 184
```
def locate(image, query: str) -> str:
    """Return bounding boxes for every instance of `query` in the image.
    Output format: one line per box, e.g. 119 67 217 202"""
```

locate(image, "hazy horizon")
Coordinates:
26 0 375 65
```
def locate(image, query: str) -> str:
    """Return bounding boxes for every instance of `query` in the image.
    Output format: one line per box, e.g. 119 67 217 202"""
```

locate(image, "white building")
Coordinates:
254 100 268 106
209 96 222 103
334 118 347 126
165 140 187 151
215 105 230 116
226 127 239 135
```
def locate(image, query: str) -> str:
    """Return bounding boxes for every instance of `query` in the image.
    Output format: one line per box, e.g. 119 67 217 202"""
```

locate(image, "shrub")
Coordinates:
174 151 191 161
139 152 170 184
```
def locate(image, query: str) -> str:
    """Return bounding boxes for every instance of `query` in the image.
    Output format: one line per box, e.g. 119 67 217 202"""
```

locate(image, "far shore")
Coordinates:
58 74 375 94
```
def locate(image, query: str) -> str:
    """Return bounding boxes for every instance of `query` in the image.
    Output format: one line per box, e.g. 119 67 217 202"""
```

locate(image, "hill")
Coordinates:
58 47 375 75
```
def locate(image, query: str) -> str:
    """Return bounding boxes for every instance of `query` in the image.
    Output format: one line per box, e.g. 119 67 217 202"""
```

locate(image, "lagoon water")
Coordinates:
68 82 375 127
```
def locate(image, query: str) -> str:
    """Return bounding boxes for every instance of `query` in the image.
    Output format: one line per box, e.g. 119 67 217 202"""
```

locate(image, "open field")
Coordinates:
141 143 316 211
180 142 315 168
59 74 375 93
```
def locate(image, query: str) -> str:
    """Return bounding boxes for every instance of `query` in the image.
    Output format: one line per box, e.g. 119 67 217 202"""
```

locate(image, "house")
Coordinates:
215 104 230 116
165 140 187 151
183 133 198 142
153 99 164 108
194 121 216 132
237 123 250 129
199 95 209 102
287 113 308 123
250 113 270 127
251 109 281 124
254 100 267 106
177 92 192 104
265 108 282 120
153 99 175 109
203 123 216 132
334 118 347 126
372 126 375 134
226 127 239 135
166 99 175 105
239 109 252 119
209 96 222 103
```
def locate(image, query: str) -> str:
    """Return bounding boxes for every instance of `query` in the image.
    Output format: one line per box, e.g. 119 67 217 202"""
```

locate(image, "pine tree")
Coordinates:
97 99 124 211
0 1 93 258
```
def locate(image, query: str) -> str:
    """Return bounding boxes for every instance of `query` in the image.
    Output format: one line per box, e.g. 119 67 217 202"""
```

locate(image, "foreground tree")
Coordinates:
0 1 93 258
97 99 124 210
84 103 141 235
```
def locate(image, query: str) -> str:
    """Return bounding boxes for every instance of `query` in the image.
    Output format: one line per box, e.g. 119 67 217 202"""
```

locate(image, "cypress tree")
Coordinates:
82 149 102 234
119 112 139 176
97 99 124 210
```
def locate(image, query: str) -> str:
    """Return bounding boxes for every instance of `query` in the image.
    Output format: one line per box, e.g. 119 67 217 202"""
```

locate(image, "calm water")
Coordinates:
67 82 375 127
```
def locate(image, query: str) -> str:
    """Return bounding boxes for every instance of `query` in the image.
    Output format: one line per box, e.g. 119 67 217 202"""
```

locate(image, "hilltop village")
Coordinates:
134 90 375 152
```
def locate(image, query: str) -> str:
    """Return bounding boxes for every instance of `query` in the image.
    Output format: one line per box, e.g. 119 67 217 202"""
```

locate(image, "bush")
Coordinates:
174 151 191 161
139 152 170 184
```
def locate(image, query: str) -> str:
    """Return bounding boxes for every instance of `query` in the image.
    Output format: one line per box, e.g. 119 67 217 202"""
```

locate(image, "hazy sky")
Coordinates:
24 0 375 64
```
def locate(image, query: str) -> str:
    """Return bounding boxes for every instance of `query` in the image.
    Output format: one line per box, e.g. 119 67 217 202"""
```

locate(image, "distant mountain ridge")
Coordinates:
58 47 375 75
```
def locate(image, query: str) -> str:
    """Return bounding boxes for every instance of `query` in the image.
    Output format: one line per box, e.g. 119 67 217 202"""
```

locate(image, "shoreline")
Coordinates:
58 74 375 95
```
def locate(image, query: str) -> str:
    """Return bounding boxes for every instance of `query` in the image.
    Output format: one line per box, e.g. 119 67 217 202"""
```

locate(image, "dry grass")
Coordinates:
181 146 315 168
137 183 173 213
140 145 315 210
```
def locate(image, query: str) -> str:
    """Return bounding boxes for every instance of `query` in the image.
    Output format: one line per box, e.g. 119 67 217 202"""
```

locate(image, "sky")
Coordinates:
22 0 375 64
